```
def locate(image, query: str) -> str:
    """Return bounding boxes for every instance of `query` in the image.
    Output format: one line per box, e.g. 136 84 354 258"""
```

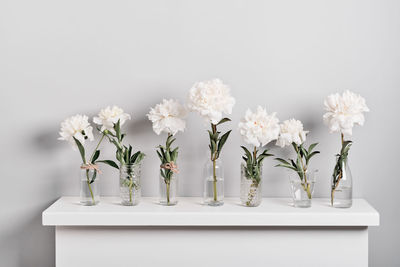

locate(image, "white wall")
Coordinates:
0 0 398 266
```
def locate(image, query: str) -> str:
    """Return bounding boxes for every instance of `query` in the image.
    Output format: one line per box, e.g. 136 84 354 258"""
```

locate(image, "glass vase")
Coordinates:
159 171 178 206
240 163 262 207
120 163 141 206
288 169 317 208
331 159 352 208
203 158 224 206
80 165 100 206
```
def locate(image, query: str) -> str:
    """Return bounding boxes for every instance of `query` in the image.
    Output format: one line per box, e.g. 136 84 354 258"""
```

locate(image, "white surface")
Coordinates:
43 197 379 226
56 226 368 267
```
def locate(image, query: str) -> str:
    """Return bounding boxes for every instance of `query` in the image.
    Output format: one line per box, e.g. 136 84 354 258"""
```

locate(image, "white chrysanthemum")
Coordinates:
187 78 235 124
323 90 369 136
59 114 94 149
93 106 131 134
276 119 308 148
238 106 280 147
147 99 187 135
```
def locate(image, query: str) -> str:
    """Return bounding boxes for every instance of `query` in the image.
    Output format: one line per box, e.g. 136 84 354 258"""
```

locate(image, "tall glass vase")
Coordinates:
331 159 353 208
120 163 141 206
203 158 224 206
80 165 100 206
240 163 262 207
159 171 178 206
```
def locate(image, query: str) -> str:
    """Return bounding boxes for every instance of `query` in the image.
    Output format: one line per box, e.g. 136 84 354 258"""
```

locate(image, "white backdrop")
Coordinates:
1 0 398 266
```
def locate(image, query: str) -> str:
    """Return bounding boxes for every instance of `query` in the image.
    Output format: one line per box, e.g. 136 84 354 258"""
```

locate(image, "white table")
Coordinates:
42 197 379 267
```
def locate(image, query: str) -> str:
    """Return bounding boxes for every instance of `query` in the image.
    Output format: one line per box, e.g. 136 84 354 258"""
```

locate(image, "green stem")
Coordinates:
331 133 345 206
129 179 133 203
89 133 105 163
166 181 170 204
294 144 312 199
85 170 95 204
213 159 217 202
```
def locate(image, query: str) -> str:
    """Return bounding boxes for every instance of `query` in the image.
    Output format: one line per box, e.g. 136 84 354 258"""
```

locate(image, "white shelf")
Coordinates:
42 197 379 227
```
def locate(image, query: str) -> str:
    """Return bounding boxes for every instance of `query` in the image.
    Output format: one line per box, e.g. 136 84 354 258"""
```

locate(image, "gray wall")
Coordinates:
0 0 398 266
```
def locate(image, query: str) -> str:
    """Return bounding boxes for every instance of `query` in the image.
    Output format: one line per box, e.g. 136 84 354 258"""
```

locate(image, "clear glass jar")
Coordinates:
80 165 100 206
120 163 141 206
203 158 224 206
331 159 352 208
159 171 178 206
288 169 317 208
240 163 262 207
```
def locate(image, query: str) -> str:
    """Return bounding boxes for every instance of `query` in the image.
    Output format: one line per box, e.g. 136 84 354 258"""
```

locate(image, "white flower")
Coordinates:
238 106 280 147
187 78 235 124
59 114 94 149
276 119 308 148
147 99 187 135
93 106 131 134
323 90 369 136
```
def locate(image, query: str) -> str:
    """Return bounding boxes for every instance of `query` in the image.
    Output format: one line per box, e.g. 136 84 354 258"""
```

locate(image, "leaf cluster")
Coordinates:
208 118 232 161
157 134 178 182
275 142 320 181
100 120 145 171
332 140 352 185
241 146 273 184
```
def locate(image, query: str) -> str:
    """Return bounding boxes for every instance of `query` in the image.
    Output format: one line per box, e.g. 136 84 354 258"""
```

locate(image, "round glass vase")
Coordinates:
80 165 100 206
331 159 352 208
159 171 178 206
240 163 262 207
119 163 141 206
203 158 224 206
288 169 317 208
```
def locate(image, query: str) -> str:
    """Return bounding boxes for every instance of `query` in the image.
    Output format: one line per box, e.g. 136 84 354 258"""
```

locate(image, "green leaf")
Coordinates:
211 139 217 153
216 117 231 125
241 146 252 162
156 150 163 161
275 158 290 165
73 137 86 163
134 152 145 164
217 130 231 154
308 143 318 153
97 160 119 169
90 170 97 184
131 151 141 163
275 164 297 171
91 150 100 163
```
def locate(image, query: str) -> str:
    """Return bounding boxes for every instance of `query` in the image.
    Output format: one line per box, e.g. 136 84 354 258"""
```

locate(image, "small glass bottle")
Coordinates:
240 163 262 207
80 165 100 206
331 160 352 208
288 169 317 208
120 163 141 206
159 171 178 206
203 158 224 206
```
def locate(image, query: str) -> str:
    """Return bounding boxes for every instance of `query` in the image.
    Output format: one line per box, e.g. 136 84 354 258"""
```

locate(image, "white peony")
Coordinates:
238 106 280 147
187 78 235 124
323 90 369 135
93 106 131 134
59 114 94 149
276 119 308 148
147 99 187 135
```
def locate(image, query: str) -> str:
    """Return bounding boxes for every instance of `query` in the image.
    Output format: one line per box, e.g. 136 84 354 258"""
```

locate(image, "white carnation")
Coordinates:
59 114 94 149
147 99 187 135
276 119 308 148
238 106 280 147
93 106 131 134
323 90 369 136
187 78 235 124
